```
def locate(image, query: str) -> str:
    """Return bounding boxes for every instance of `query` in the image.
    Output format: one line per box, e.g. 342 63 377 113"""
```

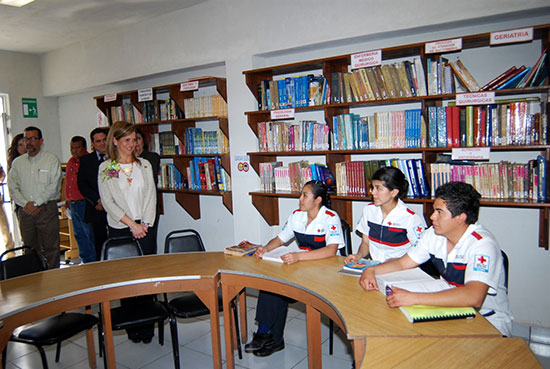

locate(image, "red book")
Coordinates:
479 107 487 147
481 66 516 91
445 107 453 147
450 106 461 147
492 66 526 89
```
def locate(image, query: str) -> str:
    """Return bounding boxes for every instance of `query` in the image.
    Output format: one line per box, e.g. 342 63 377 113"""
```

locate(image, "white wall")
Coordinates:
44 0 550 327
0 50 60 159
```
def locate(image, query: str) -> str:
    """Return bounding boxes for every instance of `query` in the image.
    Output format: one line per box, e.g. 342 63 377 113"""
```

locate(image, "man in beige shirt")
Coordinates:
8 126 62 269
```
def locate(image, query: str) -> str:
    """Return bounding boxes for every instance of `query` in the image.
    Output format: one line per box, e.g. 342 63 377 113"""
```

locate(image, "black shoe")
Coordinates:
253 339 284 357
142 336 153 344
244 332 274 353
130 336 141 343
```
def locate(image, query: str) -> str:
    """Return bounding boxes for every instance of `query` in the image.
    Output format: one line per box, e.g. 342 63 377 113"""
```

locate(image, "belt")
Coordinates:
68 200 84 204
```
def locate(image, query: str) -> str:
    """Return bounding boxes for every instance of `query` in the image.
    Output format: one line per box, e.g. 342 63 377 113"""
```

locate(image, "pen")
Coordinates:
386 285 393 296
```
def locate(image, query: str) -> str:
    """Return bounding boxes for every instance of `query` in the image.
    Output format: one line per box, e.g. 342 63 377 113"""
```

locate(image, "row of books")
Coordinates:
480 49 548 91
428 100 546 148
335 159 429 198
159 163 184 190
187 157 231 192
256 75 328 110
183 94 228 118
333 58 428 104
110 99 185 124
259 161 335 192
430 157 547 201
184 128 228 155
332 110 424 150
257 120 330 152
426 58 457 95
147 131 183 155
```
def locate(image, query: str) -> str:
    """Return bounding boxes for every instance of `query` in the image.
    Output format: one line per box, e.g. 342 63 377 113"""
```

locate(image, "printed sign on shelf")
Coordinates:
351 50 382 69
452 147 491 161
490 27 533 45
138 88 153 102
456 92 495 106
270 108 295 120
425 38 462 54
104 93 117 102
180 81 199 91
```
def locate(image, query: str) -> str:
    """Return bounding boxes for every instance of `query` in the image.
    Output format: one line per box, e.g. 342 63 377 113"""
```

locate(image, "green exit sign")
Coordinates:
22 98 38 118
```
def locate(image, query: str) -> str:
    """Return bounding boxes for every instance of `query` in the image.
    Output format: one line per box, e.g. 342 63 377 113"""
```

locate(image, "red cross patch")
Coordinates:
473 254 489 273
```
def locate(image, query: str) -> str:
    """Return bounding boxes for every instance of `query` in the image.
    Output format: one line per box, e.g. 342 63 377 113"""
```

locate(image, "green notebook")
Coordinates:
399 305 476 323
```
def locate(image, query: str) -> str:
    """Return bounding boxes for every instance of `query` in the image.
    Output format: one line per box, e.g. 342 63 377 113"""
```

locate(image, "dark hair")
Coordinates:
435 181 481 224
7 133 24 170
372 166 409 199
70 136 87 148
304 180 331 209
24 126 42 139
135 127 149 152
89 127 108 142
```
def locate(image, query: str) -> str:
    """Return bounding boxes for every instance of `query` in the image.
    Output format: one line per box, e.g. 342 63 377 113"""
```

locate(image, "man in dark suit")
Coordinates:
77 127 109 261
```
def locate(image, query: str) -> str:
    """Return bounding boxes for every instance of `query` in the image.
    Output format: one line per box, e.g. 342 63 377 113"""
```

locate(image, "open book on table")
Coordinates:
338 258 380 277
261 247 307 263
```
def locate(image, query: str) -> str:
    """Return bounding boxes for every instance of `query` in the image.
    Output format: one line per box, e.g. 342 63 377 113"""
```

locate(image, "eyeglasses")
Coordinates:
24 137 40 142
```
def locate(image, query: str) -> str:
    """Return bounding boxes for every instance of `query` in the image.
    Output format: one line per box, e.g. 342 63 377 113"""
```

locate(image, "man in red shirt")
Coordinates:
66 136 95 263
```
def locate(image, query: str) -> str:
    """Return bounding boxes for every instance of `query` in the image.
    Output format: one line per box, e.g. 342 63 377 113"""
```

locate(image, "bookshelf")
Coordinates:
94 77 232 219
243 24 550 249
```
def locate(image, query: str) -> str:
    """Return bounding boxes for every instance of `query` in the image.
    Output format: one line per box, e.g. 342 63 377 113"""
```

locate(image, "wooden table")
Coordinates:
220 255 501 369
0 253 538 369
363 337 541 368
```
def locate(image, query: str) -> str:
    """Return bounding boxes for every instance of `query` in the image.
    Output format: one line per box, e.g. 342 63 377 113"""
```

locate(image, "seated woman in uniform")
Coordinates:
345 166 426 264
239 180 345 357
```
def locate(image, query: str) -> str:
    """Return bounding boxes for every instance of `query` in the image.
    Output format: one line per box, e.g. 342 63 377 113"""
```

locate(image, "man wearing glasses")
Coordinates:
8 126 62 269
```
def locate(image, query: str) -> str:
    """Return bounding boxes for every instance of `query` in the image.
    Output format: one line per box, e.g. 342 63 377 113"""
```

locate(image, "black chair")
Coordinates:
100 237 180 369
1 246 102 369
501 250 509 290
163 229 243 359
329 220 352 355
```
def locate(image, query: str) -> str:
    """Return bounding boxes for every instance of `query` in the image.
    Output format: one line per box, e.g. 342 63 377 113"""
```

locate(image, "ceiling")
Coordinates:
0 0 206 54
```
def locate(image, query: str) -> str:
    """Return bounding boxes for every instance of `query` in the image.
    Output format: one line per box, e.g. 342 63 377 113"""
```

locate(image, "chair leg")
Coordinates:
158 321 165 346
2 344 7 369
35 344 50 369
231 301 242 360
169 316 180 369
329 319 334 355
55 341 62 362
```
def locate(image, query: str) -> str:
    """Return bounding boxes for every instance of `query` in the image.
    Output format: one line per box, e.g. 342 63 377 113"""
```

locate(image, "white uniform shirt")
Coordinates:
407 224 513 336
356 199 426 262
278 205 345 250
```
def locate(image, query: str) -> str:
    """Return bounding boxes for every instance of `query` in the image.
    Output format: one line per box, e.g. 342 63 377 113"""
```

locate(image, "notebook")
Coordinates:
375 268 450 294
261 247 307 263
399 305 476 323
338 259 380 276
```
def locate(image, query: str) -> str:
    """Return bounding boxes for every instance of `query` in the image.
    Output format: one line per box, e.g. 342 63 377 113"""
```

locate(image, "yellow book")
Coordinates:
399 305 476 323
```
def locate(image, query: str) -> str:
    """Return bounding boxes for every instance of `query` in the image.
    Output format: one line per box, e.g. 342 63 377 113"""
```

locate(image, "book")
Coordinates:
261 247 307 263
224 243 259 256
399 305 476 323
340 258 380 276
375 268 450 295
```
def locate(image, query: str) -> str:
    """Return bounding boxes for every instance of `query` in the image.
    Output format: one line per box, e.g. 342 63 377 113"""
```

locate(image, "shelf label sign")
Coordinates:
180 81 199 91
138 88 153 102
22 98 38 118
270 108 295 120
452 147 490 161
456 91 495 106
351 50 382 69
425 38 462 54
490 27 533 45
104 93 117 102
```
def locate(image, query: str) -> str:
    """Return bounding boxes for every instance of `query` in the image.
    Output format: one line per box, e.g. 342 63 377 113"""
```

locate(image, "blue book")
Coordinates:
285 77 295 108
537 155 547 202
414 159 429 197
342 259 380 274
332 116 340 150
406 159 420 197
437 107 447 148
497 68 530 90
428 107 438 148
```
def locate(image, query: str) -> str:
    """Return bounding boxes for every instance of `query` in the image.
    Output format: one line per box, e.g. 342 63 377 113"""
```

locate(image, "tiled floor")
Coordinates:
4 290 550 369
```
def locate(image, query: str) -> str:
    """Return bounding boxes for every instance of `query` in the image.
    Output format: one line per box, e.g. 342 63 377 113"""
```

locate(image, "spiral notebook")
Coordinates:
399 305 476 323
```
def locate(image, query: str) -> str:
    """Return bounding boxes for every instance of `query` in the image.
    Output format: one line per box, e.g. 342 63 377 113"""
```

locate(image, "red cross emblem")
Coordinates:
416 226 423 233
478 256 486 264
331 225 336 231
387 221 392 225
317 229 322 233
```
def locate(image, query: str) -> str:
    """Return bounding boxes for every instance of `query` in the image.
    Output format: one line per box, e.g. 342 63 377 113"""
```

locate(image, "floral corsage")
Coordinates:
103 160 121 180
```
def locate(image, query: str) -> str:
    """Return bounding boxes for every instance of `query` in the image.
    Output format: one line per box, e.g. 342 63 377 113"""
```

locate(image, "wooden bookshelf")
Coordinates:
94 77 232 219
243 24 550 249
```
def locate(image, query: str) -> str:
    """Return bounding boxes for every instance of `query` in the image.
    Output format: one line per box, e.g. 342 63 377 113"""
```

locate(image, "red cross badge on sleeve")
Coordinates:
473 254 490 273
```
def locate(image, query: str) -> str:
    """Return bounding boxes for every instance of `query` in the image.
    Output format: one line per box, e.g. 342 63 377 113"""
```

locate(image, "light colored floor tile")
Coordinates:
108 337 174 369
321 326 354 359
141 346 218 369
9 341 89 369
184 326 228 358
291 352 353 369
511 322 531 340
532 327 550 345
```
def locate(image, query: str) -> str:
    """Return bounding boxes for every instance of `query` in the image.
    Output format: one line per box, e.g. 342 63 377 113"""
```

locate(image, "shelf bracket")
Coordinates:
175 192 200 219
251 194 279 226
539 208 549 250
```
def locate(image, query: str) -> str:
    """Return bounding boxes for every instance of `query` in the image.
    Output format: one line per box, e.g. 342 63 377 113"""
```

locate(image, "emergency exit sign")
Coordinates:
22 98 38 118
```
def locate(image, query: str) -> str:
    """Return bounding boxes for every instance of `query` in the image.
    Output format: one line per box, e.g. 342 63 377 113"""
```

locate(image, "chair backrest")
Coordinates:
101 237 143 261
0 246 45 280
164 229 205 254
339 220 353 257
501 250 509 290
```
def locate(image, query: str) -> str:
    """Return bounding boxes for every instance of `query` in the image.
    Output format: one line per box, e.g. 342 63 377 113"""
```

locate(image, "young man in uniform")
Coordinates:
360 181 512 336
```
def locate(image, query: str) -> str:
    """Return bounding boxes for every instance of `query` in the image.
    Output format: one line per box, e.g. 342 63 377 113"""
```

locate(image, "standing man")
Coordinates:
8 126 62 269
360 181 512 336
66 136 95 263
77 127 108 261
